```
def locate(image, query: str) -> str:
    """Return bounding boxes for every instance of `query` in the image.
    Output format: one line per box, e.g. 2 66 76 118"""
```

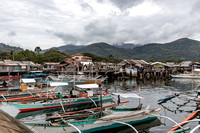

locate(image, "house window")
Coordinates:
3 66 7 69
21 66 26 69
14 66 19 70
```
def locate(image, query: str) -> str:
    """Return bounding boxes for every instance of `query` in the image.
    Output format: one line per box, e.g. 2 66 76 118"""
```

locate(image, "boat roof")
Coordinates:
50 82 69 86
21 79 36 83
75 84 99 89
112 93 144 99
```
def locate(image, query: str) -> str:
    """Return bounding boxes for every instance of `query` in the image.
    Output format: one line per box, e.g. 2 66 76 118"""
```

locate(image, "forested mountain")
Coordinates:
64 42 133 58
112 43 137 49
63 38 200 61
0 43 23 52
41 44 84 53
1 38 200 62
131 38 200 61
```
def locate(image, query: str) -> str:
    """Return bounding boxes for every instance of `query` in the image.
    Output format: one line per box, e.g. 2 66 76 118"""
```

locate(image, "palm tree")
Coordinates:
10 50 14 61
34 46 42 54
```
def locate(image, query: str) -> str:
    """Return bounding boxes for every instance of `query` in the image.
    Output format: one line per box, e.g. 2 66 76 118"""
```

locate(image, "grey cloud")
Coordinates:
53 19 118 45
8 31 17 37
77 0 94 12
1 0 200 50
54 32 80 44
84 20 117 39
191 0 200 14
23 0 57 11
110 0 145 11
98 0 145 11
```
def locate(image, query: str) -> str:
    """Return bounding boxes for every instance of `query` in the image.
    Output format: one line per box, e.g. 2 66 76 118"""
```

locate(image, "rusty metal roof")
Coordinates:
124 59 149 65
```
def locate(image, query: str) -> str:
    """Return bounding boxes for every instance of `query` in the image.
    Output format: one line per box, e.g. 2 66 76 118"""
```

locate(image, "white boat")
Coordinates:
171 68 200 79
171 73 200 79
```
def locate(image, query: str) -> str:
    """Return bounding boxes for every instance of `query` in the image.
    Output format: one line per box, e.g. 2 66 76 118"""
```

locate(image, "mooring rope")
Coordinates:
88 97 98 107
151 114 183 130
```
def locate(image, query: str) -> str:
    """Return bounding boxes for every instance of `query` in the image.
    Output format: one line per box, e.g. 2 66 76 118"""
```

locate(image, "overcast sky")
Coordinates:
0 0 200 50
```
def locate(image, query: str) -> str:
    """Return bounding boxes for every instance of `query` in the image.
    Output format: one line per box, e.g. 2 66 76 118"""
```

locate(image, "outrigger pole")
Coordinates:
99 83 103 117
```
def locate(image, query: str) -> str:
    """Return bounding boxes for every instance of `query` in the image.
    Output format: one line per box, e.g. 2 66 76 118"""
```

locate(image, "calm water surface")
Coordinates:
1 78 200 133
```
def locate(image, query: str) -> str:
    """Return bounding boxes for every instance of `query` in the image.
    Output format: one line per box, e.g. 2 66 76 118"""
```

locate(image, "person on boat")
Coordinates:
197 92 200 99
56 92 63 99
117 94 120 105
2 80 7 87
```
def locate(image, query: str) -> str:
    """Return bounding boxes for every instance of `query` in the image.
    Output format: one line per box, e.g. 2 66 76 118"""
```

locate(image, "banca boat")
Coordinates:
26 106 161 133
7 95 113 113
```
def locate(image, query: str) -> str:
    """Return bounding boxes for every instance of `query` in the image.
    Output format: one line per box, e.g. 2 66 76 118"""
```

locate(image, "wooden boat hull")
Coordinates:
0 76 20 79
26 108 161 133
168 110 199 132
158 94 179 104
0 92 55 102
7 96 113 113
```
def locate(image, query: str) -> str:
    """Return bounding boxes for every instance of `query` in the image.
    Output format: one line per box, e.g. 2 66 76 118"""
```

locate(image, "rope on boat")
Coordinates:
1 94 6 100
37 94 42 98
172 119 200 127
88 97 98 107
67 122 81 133
151 114 183 130
55 112 81 133
111 120 138 133
59 100 66 113
190 124 200 133
27 91 33 96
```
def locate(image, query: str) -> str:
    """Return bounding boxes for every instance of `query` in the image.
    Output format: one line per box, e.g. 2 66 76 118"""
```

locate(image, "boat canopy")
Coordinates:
76 84 99 89
21 79 36 83
194 68 200 72
50 82 69 86
112 93 144 99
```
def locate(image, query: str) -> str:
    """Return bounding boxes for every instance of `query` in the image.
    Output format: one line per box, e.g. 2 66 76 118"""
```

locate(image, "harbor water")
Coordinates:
1 78 200 133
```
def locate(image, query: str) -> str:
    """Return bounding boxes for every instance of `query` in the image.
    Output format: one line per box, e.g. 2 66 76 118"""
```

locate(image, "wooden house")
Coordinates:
71 53 92 62
151 62 166 72
0 60 40 75
43 62 59 71
119 59 150 76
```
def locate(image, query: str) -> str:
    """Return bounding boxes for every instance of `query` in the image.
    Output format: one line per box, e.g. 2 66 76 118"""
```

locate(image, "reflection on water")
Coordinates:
103 78 200 132
1 78 200 132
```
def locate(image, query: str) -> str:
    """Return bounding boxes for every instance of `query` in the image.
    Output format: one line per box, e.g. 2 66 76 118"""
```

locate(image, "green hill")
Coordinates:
132 38 200 61
64 42 133 58
53 38 200 61
0 43 23 52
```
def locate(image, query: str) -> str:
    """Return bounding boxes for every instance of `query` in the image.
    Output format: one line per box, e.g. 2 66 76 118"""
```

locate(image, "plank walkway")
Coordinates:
0 109 33 133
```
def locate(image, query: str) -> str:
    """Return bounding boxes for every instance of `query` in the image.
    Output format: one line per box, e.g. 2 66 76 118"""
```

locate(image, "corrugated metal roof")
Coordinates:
76 84 99 89
124 59 149 65
50 82 68 86
151 62 166 66
43 62 59 65
21 79 36 83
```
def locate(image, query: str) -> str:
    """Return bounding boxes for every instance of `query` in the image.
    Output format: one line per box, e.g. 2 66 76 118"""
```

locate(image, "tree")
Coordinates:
34 46 42 54
0 52 11 60
10 50 15 61
43 49 68 62
15 49 36 62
